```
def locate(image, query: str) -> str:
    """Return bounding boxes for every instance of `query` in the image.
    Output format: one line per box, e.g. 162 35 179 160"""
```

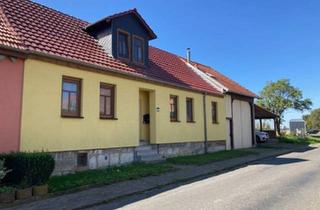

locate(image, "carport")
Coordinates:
254 105 279 138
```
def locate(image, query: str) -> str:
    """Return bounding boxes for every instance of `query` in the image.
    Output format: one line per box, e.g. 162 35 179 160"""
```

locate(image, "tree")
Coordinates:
303 108 320 130
257 79 312 135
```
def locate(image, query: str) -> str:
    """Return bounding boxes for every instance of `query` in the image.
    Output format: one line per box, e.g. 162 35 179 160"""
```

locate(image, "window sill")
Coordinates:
100 117 118 120
61 115 84 119
187 121 196 123
118 57 131 63
212 122 219 124
170 120 181 123
132 60 145 67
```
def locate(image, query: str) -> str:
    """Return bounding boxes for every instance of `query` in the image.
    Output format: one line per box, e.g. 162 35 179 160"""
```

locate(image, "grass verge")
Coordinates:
167 149 259 165
48 163 173 193
279 135 320 145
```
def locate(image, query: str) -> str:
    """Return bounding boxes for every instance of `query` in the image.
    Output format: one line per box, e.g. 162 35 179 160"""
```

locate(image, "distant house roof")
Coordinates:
290 119 305 123
0 0 222 95
255 105 278 119
191 62 258 98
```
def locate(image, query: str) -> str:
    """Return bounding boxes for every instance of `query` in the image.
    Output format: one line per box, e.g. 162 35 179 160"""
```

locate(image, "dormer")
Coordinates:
85 9 157 66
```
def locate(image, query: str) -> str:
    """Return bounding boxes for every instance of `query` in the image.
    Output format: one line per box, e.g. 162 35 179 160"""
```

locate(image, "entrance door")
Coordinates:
139 91 150 144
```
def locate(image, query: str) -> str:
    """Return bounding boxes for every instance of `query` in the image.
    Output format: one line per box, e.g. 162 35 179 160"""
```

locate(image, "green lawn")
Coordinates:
166 149 259 165
279 135 320 145
48 163 173 193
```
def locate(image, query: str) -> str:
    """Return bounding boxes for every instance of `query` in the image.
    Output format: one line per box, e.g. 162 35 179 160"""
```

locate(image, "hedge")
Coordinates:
0 152 55 188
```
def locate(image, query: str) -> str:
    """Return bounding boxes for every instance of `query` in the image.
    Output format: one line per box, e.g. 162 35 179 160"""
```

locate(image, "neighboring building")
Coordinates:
0 0 256 174
186 61 257 149
0 54 24 153
290 119 306 136
254 105 279 139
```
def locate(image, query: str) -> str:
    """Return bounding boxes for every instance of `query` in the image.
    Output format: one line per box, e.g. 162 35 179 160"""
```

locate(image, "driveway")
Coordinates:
88 146 320 210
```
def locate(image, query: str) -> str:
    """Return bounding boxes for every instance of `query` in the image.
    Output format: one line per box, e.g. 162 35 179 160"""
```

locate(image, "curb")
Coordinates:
74 148 295 210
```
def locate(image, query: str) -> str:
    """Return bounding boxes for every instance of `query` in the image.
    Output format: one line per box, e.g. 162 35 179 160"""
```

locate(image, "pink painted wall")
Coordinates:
0 57 24 153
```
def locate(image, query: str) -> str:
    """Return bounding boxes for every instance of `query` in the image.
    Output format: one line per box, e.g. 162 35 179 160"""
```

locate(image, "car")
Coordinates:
307 129 319 135
256 131 269 143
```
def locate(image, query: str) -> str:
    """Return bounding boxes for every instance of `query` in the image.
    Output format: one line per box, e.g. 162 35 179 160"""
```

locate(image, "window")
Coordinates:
133 36 144 64
212 101 218 123
61 76 81 117
118 30 130 59
77 153 88 167
100 83 115 119
170 95 178 122
186 98 194 122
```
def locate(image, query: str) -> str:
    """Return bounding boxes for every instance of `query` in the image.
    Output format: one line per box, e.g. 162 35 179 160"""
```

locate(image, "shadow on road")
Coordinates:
253 157 308 165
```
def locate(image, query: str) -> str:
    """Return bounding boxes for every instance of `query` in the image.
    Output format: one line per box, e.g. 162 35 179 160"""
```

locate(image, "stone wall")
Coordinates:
51 140 226 175
157 140 226 158
52 147 135 175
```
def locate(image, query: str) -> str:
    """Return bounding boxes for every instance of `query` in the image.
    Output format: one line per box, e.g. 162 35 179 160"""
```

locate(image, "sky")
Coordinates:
34 0 320 126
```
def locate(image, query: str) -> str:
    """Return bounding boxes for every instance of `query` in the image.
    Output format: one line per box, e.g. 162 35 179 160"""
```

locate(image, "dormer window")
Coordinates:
133 35 144 64
86 9 157 65
117 29 130 60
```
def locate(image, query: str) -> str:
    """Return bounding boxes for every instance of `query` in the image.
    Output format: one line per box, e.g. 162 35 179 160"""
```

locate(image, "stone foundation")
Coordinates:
52 147 135 175
51 140 226 175
157 140 226 158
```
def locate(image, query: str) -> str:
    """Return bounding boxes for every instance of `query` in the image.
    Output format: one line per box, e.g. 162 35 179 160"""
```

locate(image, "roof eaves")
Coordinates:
227 90 258 98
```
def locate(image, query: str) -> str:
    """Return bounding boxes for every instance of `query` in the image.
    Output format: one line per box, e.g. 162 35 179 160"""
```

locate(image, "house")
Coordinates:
290 119 306 137
185 58 257 149
0 0 256 174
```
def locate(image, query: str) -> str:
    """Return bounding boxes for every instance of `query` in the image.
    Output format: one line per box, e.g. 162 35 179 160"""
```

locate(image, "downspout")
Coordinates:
230 97 234 149
203 92 208 154
250 101 256 146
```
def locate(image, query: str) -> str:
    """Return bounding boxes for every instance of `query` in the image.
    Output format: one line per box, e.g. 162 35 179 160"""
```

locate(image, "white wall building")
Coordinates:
289 119 306 136
184 58 257 149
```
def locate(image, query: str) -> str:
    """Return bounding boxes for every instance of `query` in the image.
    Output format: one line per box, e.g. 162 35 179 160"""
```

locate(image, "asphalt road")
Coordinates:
88 146 320 210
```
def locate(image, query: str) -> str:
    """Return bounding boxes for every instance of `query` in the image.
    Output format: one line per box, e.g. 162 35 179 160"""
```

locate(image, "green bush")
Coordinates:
0 186 14 193
0 152 55 188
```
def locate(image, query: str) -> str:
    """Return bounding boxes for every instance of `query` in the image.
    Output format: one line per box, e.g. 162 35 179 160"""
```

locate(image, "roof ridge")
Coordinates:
149 45 183 59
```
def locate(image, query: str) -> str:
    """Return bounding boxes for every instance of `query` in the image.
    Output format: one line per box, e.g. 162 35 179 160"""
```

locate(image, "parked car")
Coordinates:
307 129 319 135
256 131 269 143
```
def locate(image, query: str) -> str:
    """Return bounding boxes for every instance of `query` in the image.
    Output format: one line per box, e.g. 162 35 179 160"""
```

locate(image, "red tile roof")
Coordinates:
0 7 23 49
0 0 221 95
192 62 257 98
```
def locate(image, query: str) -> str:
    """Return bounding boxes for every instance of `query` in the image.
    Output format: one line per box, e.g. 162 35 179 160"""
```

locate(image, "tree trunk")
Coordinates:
275 117 281 136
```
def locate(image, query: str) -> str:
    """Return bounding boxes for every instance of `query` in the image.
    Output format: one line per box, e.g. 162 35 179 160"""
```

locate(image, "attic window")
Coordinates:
117 30 130 60
133 35 144 64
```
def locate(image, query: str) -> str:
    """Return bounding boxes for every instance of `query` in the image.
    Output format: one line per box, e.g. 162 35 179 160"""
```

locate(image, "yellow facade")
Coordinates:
20 59 226 152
